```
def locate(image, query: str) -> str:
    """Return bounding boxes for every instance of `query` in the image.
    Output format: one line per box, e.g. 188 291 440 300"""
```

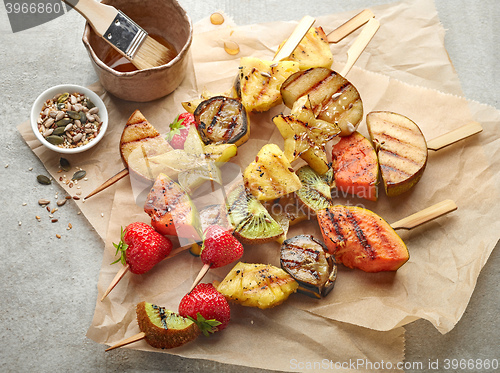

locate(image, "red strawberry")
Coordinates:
201 225 244 268
188 225 244 292
113 222 173 274
166 112 195 149
179 283 231 334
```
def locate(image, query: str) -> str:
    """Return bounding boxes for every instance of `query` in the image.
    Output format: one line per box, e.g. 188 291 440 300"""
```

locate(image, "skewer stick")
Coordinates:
426 122 483 151
390 199 457 231
327 9 375 43
105 332 146 352
188 263 211 293
339 17 380 77
274 15 316 62
100 245 192 301
84 168 129 200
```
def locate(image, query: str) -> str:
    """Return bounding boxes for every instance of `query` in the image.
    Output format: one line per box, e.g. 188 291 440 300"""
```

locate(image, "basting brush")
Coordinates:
63 0 176 69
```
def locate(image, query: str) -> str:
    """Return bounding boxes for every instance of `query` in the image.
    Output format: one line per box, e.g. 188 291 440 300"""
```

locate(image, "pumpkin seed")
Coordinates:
46 135 64 145
79 111 87 124
52 126 66 136
57 103 66 110
37 175 51 185
72 170 86 180
59 157 71 172
84 98 95 109
55 118 72 127
67 110 81 120
57 93 69 103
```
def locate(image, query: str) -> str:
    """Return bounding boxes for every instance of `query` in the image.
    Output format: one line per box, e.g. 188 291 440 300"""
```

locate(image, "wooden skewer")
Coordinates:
100 245 192 301
274 15 316 62
426 122 483 151
84 168 129 200
105 332 146 352
327 9 375 43
188 263 211 294
339 17 380 77
390 199 457 230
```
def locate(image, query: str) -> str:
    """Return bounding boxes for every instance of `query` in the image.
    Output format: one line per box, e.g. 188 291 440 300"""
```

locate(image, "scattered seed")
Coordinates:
18 221 22 226
50 208 57 214
38 199 50 206
101 213 104 217
35 216 41 221
28 167 33 171
57 199 67 206
67 223 72 230
73 196 80 200
37 175 51 185
51 218 58 223
59 157 71 171
65 196 72 200
72 170 86 181
4 164 8 168
46 206 51 212
22 202 27 206
56 234 61 239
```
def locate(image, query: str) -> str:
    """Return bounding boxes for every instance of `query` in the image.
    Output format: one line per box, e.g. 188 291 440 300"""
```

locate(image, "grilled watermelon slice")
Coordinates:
317 205 409 272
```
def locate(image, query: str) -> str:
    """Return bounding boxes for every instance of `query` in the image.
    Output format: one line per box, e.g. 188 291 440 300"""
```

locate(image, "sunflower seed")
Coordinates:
38 199 50 205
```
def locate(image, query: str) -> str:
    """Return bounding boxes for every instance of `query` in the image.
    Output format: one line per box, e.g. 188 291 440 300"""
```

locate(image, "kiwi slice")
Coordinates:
295 166 333 213
226 183 283 244
136 301 200 349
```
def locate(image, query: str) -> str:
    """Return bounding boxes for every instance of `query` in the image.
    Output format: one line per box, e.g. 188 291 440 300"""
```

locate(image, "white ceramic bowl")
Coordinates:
30 84 108 154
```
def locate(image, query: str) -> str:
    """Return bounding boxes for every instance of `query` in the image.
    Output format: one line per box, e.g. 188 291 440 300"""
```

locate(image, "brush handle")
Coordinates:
62 0 118 37
390 199 457 230
339 17 380 77
426 122 483 151
327 9 375 43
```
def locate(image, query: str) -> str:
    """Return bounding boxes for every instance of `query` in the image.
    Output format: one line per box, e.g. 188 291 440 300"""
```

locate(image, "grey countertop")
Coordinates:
1 0 498 372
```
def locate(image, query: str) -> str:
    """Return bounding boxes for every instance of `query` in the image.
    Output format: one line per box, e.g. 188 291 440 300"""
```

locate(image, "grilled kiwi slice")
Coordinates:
280 67 363 136
136 301 200 349
194 96 250 147
226 183 283 244
280 235 337 299
294 165 333 213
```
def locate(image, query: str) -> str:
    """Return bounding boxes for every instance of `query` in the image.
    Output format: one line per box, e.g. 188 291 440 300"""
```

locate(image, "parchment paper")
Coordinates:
17 0 500 371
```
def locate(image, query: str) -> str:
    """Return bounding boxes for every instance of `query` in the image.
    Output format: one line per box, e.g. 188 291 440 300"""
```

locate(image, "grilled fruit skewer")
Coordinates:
367 111 482 197
294 165 333 213
317 200 457 272
280 235 337 299
106 301 200 351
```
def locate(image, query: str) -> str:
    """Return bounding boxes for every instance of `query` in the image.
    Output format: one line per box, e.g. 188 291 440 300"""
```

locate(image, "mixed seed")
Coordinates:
37 92 102 148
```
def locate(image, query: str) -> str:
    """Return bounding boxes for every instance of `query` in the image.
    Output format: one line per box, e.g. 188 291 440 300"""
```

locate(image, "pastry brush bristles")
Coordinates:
131 36 177 70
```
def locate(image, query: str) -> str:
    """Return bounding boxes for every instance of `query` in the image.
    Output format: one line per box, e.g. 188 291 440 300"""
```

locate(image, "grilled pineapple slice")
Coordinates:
273 95 340 166
235 57 300 112
275 26 333 70
243 144 302 201
216 262 299 309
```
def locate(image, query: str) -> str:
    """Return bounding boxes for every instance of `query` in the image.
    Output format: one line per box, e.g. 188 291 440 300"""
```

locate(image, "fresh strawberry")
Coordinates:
166 112 195 149
201 225 244 268
112 222 173 274
179 283 231 334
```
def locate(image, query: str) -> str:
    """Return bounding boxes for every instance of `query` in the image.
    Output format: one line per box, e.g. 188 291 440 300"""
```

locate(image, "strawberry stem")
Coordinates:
111 226 128 265
188 312 222 337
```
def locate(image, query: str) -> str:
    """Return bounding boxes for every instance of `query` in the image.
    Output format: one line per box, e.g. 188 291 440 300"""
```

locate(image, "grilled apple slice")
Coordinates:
216 262 298 309
280 67 363 136
243 144 302 201
194 96 250 147
235 57 299 112
366 111 428 197
275 26 333 70
120 110 173 169
136 301 200 349
280 235 337 298
317 205 409 272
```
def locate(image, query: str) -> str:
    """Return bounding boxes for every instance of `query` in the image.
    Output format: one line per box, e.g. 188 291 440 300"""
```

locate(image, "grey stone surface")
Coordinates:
0 0 498 372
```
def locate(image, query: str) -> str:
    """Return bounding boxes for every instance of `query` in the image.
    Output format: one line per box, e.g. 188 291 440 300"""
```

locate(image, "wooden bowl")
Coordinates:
82 0 192 102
